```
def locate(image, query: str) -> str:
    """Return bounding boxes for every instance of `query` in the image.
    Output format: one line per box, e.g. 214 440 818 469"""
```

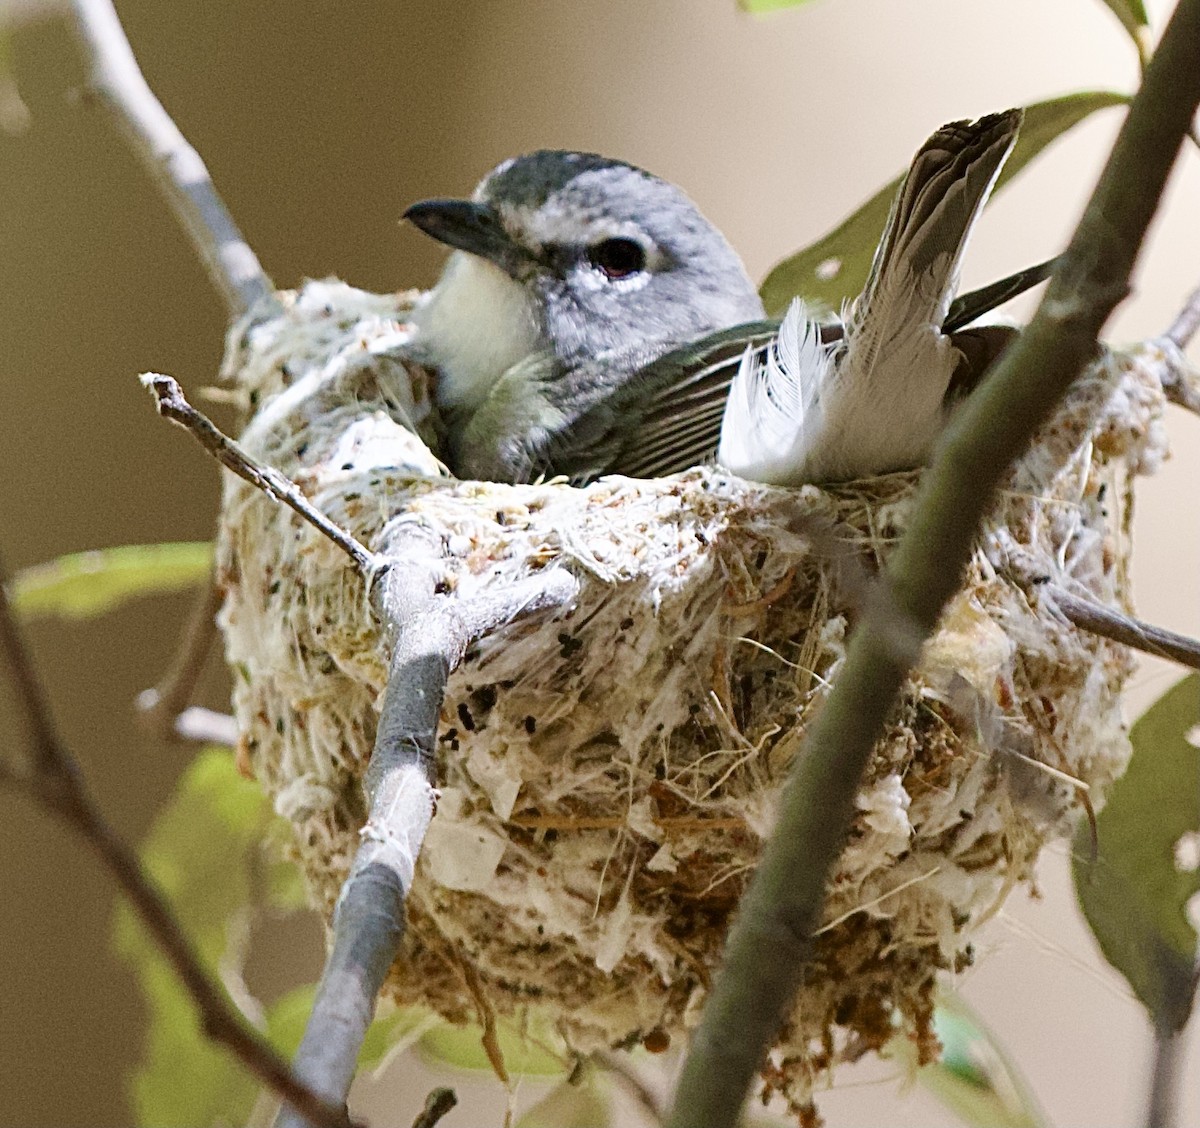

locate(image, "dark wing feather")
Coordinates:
569 321 780 479
943 255 1058 333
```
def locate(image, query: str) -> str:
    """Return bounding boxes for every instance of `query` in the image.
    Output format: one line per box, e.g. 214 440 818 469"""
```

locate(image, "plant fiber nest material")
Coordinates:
216 280 1167 1117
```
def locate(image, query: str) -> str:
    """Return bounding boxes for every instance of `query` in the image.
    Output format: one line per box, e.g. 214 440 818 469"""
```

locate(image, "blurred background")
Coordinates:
1 1 1197 1125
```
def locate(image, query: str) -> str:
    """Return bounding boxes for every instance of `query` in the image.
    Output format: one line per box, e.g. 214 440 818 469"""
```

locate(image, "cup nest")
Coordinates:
216 280 1168 1119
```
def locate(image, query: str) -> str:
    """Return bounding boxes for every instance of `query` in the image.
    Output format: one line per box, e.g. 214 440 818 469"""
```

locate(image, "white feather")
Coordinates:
717 299 836 484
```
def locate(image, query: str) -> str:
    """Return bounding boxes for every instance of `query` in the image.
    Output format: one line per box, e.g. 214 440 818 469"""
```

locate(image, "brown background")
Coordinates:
1 1 1197 1125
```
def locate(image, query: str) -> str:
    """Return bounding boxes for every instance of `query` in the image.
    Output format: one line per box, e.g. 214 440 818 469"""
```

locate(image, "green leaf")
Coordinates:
1074 674 1200 1033
9 542 212 621
738 0 822 12
758 91 1131 316
896 991 1048 1128
419 1010 572 1078
114 749 278 966
1097 0 1152 62
126 953 259 1128
515 1066 613 1128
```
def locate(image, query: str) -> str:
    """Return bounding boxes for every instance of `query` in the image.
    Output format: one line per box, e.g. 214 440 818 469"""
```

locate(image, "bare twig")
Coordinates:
65 0 275 318
410 1088 457 1128
142 374 379 575
666 3 1200 1125
1165 280 1200 350
274 526 578 1128
0 566 352 1128
135 573 223 738
994 528 1200 671
1046 585 1200 671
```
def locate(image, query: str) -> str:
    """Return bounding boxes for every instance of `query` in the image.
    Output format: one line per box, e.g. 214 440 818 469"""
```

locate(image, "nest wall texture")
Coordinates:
216 281 1168 1114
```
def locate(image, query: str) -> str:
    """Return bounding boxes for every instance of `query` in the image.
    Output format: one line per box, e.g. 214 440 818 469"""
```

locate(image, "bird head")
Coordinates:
405 150 764 412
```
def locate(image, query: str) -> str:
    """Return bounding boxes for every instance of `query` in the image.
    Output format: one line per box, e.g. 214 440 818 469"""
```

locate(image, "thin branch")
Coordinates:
1045 585 1200 671
0 566 352 1128
142 374 379 576
994 529 1200 671
410 1088 457 1128
65 0 275 318
1158 296 1200 414
275 529 578 1128
135 572 223 738
666 2 1200 1125
1166 277 1200 351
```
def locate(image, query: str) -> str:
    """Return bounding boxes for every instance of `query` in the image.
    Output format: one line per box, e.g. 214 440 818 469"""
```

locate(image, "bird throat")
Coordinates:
413 251 545 413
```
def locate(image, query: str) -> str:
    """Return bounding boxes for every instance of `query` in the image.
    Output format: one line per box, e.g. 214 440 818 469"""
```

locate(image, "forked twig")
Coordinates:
274 531 578 1128
141 369 580 1128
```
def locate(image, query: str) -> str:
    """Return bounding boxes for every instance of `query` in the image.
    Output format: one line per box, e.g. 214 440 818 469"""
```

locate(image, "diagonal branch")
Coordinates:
1166 278 1200 352
141 374 380 576
0 568 352 1128
665 2 1200 1125
66 0 275 319
274 529 578 1128
1042 585 1200 671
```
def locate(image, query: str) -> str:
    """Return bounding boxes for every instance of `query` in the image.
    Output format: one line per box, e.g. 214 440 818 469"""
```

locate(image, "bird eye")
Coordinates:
589 238 646 280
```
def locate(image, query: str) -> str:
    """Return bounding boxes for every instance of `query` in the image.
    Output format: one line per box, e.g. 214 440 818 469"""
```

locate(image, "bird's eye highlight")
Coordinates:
589 238 646 280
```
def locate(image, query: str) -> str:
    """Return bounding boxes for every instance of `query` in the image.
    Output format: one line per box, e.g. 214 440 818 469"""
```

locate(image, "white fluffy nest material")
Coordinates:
216 280 1168 1116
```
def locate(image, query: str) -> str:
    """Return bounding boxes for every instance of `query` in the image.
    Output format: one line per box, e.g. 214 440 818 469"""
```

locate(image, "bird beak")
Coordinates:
403 198 526 277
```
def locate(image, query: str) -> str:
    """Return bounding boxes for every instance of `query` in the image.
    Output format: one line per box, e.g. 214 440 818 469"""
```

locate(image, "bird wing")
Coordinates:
574 251 1045 484
942 254 1057 333
555 321 780 480
556 114 1040 485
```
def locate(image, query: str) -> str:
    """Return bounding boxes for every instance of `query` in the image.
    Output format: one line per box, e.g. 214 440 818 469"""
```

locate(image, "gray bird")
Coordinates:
405 150 766 483
405 113 1046 486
